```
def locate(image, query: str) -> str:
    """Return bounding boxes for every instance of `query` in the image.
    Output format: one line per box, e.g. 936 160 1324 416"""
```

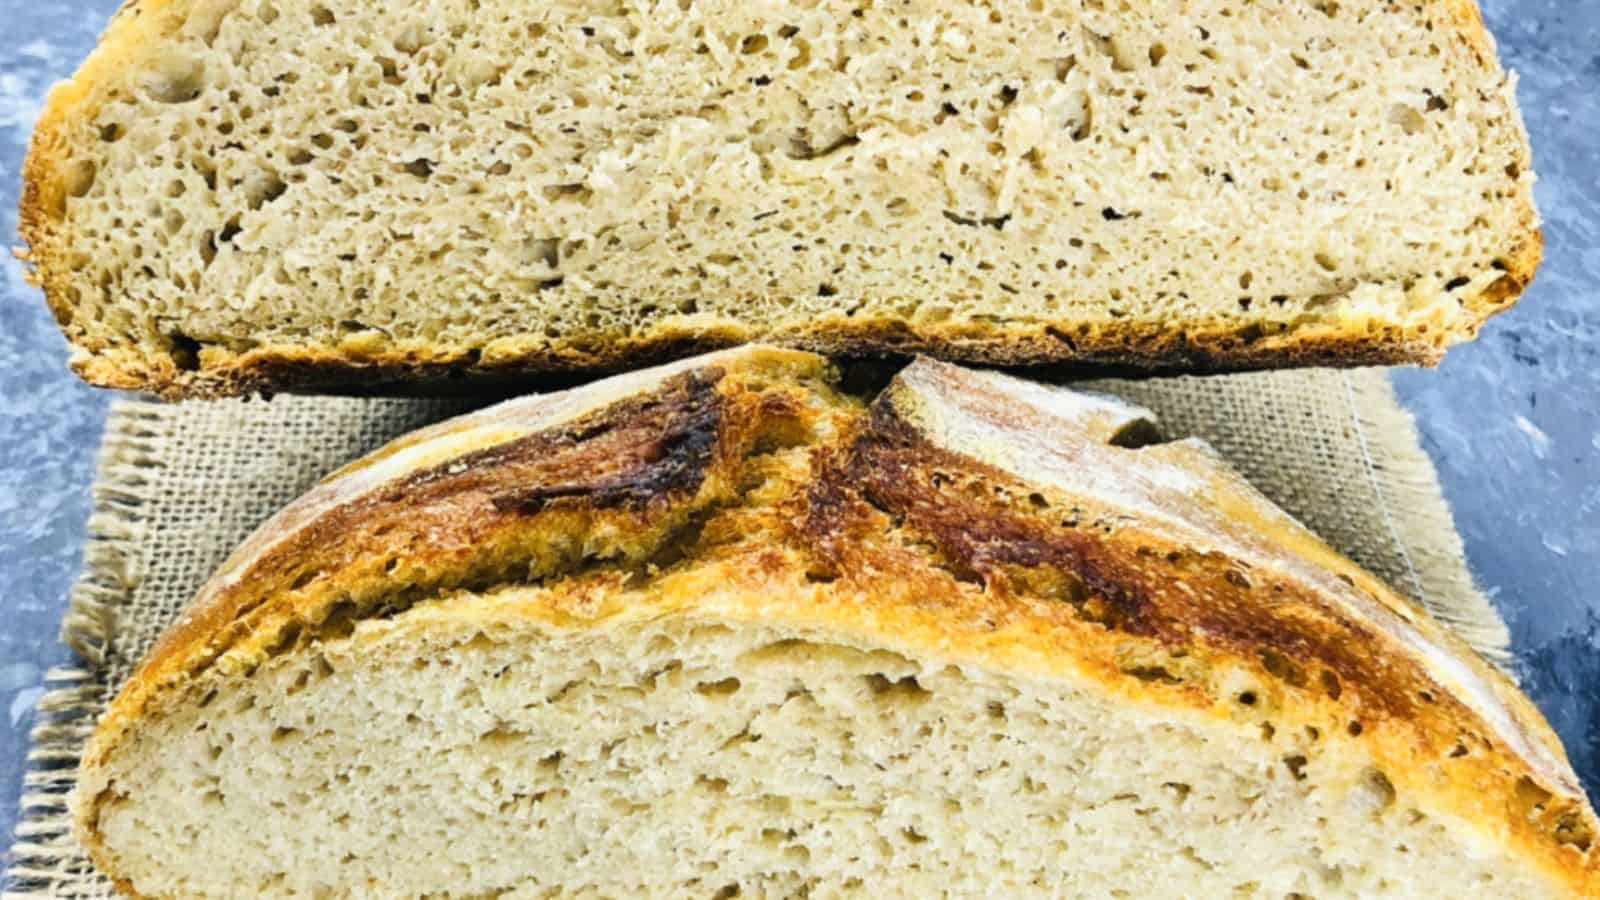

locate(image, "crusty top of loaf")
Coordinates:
21 0 1540 397
79 346 1596 894
886 357 1576 793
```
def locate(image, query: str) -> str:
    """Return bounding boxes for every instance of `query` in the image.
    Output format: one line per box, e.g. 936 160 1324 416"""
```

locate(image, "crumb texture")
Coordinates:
29 0 1535 389
92 617 1547 898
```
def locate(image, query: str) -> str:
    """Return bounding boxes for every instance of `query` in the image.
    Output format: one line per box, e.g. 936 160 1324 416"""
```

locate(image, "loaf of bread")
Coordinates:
24 0 1537 398
76 346 1594 896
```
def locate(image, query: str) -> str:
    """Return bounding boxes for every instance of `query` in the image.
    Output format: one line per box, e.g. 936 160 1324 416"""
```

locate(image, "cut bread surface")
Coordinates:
88 611 1556 898
76 347 1597 897
25 0 1537 396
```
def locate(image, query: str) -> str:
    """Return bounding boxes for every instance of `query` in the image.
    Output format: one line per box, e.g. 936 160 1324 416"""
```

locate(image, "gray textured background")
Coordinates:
1 0 1596 855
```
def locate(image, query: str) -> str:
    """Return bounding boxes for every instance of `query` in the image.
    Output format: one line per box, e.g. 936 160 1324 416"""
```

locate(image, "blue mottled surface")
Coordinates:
0 0 1596 852
1391 0 1600 805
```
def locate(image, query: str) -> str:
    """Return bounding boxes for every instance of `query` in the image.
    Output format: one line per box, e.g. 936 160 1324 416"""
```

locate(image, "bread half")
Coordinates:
23 0 1537 397
76 346 1594 896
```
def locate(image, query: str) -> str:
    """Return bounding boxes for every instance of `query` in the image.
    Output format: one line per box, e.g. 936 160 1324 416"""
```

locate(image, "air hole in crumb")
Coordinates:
786 132 858 160
63 160 97 198
542 183 590 202
1283 754 1308 781
1120 665 1182 685
1076 113 1097 143
864 673 931 702
310 4 334 25
167 332 202 371
787 38 812 70
1320 670 1342 700
695 678 741 697
1555 814 1595 851
144 58 206 103
1347 720 1363 736
1259 649 1307 688
248 173 287 209
1357 768 1396 811
740 34 767 54
1444 276 1470 291
1237 691 1257 706
1389 104 1425 135
803 567 838 585
524 237 560 268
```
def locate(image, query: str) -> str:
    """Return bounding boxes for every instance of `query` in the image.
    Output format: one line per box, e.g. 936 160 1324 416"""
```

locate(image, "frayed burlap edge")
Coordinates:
1334 372 1510 667
4 402 170 898
1 375 1511 896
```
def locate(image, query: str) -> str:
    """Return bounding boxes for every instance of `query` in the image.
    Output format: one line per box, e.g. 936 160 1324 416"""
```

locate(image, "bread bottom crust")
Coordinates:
70 313 1469 399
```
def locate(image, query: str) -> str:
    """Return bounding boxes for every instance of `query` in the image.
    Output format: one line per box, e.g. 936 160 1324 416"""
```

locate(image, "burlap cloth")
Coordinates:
2 368 1510 897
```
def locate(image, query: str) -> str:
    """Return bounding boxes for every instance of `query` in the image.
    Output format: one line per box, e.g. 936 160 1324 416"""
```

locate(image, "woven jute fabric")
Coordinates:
1 367 1508 897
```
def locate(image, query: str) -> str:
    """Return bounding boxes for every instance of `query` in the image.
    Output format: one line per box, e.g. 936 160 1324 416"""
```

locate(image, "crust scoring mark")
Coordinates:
793 362 1592 861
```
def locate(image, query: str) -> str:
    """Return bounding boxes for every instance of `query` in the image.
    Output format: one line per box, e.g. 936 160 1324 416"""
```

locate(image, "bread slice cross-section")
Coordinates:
74 346 1595 896
23 0 1538 397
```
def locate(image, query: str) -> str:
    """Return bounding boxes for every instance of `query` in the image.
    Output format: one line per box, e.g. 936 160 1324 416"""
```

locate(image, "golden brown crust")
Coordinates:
820 358 1596 893
21 0 1541 399
79 347 838 770
19 0 188 335
77 347 1596 895
73 345 849 887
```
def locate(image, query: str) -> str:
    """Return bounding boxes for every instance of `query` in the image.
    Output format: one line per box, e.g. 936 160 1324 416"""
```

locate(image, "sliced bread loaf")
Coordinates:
24 0 1537 397
76 347 1596 896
